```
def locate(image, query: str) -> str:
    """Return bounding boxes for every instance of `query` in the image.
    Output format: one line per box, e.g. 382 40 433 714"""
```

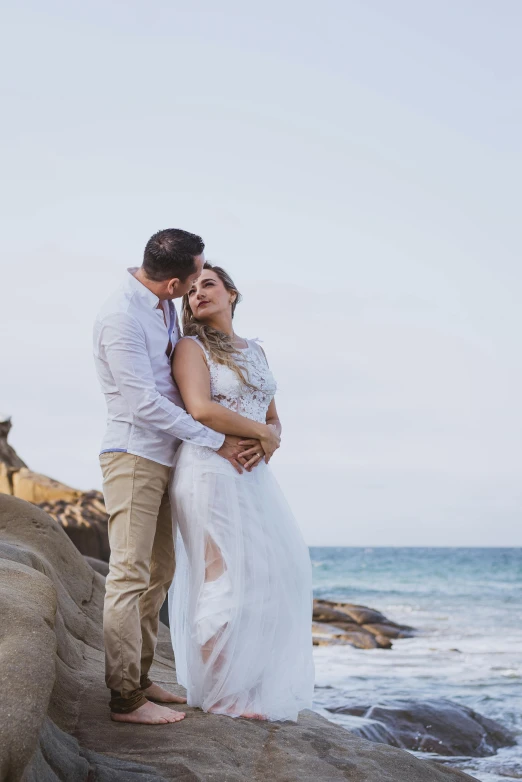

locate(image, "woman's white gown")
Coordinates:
168 337 314 721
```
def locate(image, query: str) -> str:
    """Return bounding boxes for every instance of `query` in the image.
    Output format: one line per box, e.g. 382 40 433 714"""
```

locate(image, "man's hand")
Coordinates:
237 425 281 468
216 436 261 474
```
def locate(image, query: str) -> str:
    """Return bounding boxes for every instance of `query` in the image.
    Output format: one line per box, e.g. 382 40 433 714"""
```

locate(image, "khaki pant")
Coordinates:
99 451 174 713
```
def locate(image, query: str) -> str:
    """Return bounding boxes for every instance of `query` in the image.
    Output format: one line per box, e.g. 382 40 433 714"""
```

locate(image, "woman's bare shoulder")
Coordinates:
173 336 208 365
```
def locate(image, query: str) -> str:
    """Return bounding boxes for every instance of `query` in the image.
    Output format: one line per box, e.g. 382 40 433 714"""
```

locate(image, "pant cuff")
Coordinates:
140 674 153 690
110 688 147 714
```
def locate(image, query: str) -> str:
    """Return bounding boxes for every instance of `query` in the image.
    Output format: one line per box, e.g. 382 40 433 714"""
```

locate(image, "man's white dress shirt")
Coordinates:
93 268 225 466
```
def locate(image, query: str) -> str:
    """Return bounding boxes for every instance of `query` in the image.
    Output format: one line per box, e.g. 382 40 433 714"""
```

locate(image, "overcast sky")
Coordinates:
1 1 521 545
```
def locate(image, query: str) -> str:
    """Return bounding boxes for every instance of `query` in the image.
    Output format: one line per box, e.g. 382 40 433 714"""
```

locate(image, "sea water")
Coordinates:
310 547 522 781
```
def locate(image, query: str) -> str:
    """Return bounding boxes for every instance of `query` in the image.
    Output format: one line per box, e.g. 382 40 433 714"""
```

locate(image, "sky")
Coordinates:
1 1 521 545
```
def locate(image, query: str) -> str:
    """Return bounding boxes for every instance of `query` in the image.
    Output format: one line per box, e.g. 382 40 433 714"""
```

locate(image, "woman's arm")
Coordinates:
240 398 282 469
266 398 282 438
172 338 280 457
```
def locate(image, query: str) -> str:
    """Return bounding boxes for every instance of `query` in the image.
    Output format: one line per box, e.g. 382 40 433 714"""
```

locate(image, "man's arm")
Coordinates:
100 312 225 450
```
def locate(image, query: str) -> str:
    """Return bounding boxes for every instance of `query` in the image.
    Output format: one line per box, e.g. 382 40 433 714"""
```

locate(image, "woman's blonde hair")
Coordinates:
181 262 255 388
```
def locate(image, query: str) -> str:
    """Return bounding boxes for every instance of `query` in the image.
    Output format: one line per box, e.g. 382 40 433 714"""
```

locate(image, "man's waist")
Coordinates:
101 420 178 449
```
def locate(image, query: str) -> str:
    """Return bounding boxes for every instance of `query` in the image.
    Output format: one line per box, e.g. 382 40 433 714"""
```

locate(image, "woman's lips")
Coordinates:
198 301 210 308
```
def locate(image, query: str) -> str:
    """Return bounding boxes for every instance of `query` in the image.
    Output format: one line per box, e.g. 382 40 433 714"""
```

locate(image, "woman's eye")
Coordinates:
189 289 196 296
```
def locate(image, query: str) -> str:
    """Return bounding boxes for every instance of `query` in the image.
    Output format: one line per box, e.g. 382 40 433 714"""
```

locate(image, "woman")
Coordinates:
168 263 314 721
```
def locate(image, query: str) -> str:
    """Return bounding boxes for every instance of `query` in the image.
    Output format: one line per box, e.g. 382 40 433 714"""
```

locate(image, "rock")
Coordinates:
0 463 12 495
0 418 27 494
373 634 394 648
312 622 381 649
328 699 516 758
38 491 110 561
0 496 161 781
12 468 82 504
341 604 397 625
313 602 358 625
312 599 416 649
84 556 110 577
0 419 110 561
0 417 27 470
25 718 163 782
362 622 416 640
0 494 478 782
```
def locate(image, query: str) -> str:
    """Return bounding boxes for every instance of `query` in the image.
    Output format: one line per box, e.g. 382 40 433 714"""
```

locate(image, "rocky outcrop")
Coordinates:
313 598 416 649
0 416 27 470
84 555 110 576
328 699 516 758
0 417 27 495
38 491 110 561
0 494 478 782
0 418 110 560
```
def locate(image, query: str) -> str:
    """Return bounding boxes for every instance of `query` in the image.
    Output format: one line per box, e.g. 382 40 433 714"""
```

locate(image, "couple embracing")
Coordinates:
93 228 314 725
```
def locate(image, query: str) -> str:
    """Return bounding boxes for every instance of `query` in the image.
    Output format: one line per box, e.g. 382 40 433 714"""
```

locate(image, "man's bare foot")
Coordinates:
143 682 187 704
111 700 185 724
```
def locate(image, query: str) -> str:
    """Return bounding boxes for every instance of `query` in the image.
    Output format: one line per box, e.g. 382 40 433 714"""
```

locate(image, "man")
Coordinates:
93 228 263 724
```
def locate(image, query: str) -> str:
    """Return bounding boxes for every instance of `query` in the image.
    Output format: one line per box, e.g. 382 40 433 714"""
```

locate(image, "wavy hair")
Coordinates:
181 263 256 388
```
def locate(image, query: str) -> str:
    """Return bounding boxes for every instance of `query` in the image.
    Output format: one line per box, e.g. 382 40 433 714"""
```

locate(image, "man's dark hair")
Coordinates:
143 228 205 282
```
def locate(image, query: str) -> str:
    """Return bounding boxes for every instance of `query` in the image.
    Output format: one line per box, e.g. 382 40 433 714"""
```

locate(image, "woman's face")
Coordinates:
188 270 235 321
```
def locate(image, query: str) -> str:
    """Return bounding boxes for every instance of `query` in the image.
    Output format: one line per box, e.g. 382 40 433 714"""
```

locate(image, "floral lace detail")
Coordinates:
187 337 277 425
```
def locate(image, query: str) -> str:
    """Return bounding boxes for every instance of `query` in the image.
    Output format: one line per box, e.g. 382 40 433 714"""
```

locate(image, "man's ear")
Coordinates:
167 277 181 295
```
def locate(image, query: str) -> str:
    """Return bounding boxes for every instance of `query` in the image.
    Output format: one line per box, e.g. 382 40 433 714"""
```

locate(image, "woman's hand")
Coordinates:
238 425 280 469
259 424 281 463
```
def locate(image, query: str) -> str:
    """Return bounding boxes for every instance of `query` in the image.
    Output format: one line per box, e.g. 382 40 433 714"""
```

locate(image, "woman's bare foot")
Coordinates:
111 700 185 724
240 712 267 720
208 707 267 720
143 682 187 704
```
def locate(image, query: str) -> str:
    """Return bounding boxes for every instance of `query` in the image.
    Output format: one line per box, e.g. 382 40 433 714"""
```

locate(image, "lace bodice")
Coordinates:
186 337 277 424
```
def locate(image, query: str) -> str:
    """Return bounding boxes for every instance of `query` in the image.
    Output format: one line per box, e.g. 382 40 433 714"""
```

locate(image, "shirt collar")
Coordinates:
126 267 161 309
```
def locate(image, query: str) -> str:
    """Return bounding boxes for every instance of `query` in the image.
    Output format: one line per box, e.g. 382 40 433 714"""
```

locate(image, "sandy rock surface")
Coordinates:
0 494 480 782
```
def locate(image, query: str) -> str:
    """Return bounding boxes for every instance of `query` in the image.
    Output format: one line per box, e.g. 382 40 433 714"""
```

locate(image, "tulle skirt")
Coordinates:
168 443 314 721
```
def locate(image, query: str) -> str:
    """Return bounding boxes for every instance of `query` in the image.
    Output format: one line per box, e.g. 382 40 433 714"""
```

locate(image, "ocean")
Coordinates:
310 547 522 782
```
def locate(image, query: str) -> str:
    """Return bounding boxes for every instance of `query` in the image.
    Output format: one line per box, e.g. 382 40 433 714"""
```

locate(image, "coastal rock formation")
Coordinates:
84 555 110 576
0 494 478 782
0 417 27 495
313 598 416 649
0 416 27 470
38 491 110 561
328 699 516 758
0 418 110 560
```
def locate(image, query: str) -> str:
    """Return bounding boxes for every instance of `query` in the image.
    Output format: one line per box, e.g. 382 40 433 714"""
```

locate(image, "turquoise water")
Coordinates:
310 547 522 781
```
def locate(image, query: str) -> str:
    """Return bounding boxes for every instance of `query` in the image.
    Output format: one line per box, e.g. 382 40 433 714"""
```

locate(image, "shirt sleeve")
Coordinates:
99 312 225 450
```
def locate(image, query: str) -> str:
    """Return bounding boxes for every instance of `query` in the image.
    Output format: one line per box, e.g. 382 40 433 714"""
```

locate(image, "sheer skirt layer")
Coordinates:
168 443 314 721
